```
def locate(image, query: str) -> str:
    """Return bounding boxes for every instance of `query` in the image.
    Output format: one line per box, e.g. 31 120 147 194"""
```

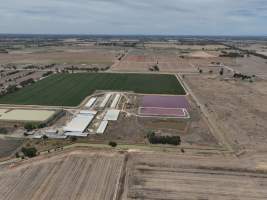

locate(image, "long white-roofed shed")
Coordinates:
96 120 108 134
104 109 120 121
110 94 121 108
63 114 94 133
85 97 97 108
99 93 112 108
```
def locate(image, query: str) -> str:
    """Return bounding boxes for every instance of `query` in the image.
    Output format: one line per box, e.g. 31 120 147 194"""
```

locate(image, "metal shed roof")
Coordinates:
96 120 108 134
64 132 88 137
79 110 98 115
99 93 112 108
63 114 94 133
85 97 97 108
104 109 120 121
110 94 121 108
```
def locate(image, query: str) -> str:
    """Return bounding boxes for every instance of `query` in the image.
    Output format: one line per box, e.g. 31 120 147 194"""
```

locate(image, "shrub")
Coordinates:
21 147 37 158
70 136 77 142
24 123 38 131
38 123 46 129
42 135 48 140
109 141 117 147
15 152 20 158
0 127 8 134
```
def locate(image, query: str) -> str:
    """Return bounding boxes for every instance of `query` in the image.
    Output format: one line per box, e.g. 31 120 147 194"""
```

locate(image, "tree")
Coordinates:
21 147 37 158
109 141 117 147
42 135 48 140
147 132 181 146
24 123 38 131
15 152 20 158
219 68 224 76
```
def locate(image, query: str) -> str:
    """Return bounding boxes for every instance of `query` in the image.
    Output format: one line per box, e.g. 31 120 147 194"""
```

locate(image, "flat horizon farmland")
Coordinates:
0 73 185 106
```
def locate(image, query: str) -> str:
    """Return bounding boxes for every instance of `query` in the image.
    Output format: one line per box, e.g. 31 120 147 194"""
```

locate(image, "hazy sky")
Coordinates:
0 0 267 35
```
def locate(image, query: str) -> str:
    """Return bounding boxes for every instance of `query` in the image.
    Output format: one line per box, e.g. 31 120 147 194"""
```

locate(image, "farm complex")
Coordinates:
0 35 267 199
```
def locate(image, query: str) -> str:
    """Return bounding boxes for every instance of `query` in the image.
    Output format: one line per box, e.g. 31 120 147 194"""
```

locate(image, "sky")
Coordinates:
0 0 267 35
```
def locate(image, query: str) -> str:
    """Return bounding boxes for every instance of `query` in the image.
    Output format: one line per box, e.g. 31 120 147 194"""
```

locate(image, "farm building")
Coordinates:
104 109 120 121
85 97 97 108
100 93 112 108
63 111 96 134
110 94 121 108
64 132 88 137
96 120 108 134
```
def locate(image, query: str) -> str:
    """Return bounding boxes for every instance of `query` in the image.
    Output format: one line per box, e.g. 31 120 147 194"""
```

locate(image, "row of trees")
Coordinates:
24 122 46 131
147 132 181 146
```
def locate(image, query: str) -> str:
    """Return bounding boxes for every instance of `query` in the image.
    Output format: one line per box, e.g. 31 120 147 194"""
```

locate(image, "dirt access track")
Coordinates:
1 148 267 200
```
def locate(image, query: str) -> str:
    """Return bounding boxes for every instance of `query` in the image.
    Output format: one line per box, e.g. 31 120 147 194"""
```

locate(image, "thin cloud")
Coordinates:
0 0 266 35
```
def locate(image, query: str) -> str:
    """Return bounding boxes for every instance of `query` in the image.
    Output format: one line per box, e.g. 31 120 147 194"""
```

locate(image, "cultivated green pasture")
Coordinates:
0 73 185 106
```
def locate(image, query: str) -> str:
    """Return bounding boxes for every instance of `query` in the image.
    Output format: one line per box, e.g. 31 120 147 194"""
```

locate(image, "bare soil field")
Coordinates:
189 56 235 68
123 152 267 200
0 48 115 65
186 50 218 58
184 74 267 152
0 150 124 200
0 139 23 159
112 48 237 73
112 49 196 72
232 56 267 77
144 43 227 50
238 43 267 52
1 149 267 200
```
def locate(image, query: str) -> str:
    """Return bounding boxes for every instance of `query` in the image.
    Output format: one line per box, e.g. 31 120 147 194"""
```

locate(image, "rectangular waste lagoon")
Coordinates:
0 109 56 122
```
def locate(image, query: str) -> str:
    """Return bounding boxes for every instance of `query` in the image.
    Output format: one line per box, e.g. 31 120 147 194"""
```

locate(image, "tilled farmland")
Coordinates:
124 153 267 200
0 150 124 200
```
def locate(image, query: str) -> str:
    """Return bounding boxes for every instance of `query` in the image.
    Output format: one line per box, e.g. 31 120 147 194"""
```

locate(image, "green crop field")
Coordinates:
0 73 185 106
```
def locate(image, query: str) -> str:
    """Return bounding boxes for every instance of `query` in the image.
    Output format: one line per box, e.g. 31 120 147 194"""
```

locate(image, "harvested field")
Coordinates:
124 152 267 200
186 50 217 58
0 150 124 200
0 139 23 159
184 74 267 151
233 56 267 76
112 49 196 72
0 48 115 65
0 73 185 106
144 43 227 50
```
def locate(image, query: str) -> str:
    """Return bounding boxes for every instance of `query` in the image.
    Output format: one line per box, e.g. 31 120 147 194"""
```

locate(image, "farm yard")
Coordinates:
0 73 185 106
